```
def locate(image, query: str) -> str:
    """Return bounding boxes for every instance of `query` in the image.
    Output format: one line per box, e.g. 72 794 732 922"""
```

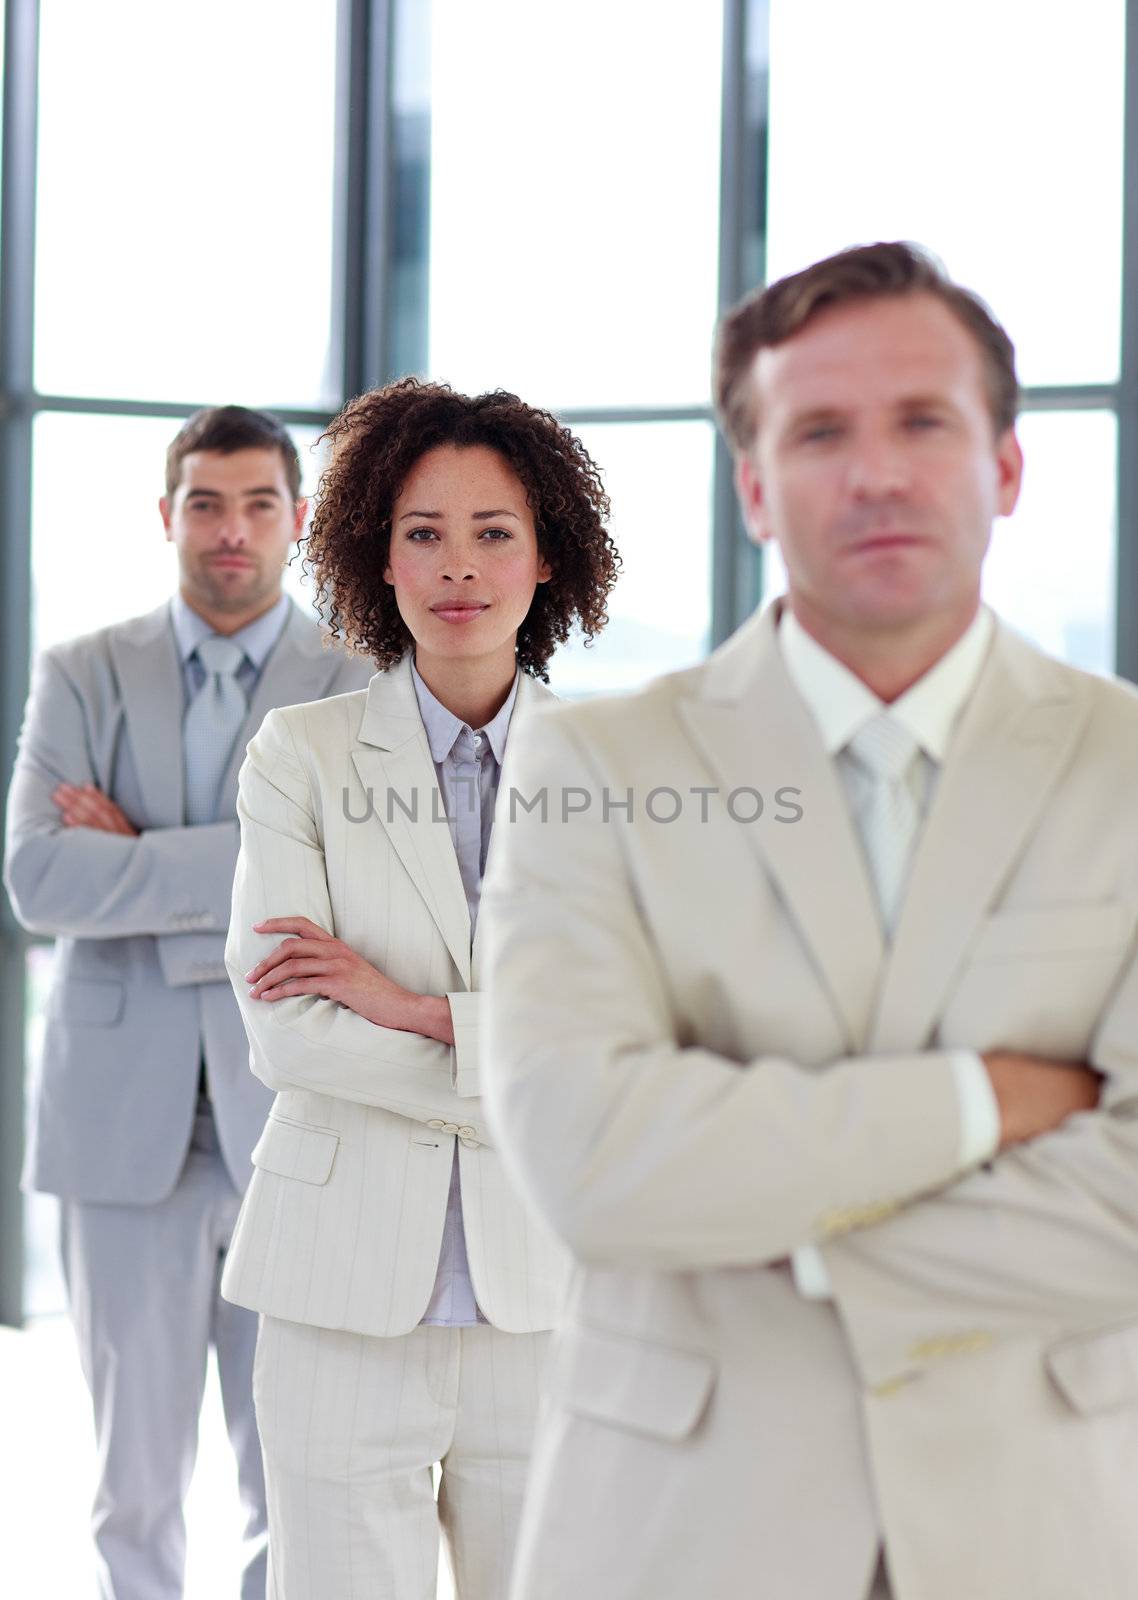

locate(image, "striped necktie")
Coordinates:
183 635 247 824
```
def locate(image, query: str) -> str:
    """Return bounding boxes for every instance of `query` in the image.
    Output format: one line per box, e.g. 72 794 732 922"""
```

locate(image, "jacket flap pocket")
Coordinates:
50 978 125 1026
251 1116 339 1186
1045 1320 1138 1414
549 1325 716 1442
969 903 1129 963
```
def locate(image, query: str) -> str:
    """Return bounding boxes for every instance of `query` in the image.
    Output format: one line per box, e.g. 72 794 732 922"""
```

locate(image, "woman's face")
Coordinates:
384 443 551 669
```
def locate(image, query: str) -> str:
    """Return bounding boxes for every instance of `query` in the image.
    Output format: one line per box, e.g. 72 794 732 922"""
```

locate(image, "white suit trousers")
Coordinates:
254 1316 549 1600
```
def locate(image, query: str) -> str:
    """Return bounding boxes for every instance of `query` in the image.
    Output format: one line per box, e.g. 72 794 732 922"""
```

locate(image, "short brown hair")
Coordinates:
713 241 1019 454
165 405 302 499
302 378 620 681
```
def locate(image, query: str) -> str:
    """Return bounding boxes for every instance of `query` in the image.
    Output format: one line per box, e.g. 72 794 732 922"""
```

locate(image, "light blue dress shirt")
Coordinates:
411 656 521 1327
170 590 292 713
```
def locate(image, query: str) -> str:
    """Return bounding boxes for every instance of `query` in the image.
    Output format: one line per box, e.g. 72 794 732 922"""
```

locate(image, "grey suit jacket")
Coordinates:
3 597 374 1204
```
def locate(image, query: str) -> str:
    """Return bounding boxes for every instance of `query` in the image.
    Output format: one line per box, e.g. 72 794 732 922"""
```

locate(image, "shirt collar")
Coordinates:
779 603 994 762
409 655 521 766
171 591 292 671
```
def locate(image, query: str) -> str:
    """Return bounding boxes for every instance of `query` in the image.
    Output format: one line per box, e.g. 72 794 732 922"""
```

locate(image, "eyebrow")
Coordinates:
186 486 284 499
396 508 521 522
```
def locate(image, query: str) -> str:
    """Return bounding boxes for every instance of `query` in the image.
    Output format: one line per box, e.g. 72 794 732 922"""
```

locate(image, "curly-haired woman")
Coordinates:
219 379 619 1599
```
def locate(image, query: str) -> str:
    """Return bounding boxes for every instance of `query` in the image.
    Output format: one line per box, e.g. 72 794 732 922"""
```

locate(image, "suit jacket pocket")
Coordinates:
48 978 125 1026
1045 1318 1138 1414
251 1114 340 1186
548 1324 716 1442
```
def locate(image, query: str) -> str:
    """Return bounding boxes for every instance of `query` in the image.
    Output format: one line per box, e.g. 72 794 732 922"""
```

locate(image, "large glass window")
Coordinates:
765 0 1126 387
427 0 723 410
34 0 341 407
549 421 715 696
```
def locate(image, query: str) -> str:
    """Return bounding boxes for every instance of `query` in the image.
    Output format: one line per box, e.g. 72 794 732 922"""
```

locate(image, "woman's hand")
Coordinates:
245 916 455 1044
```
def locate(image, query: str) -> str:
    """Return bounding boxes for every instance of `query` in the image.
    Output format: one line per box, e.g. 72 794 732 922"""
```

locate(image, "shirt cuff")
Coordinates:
950 1049 1001 1168
445 991 481 1098
790 1245 833 1300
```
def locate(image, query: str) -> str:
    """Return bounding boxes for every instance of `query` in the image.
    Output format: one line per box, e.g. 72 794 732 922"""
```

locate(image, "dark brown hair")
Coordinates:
302 379 619 680
165 405 302 499
714 241 1019 454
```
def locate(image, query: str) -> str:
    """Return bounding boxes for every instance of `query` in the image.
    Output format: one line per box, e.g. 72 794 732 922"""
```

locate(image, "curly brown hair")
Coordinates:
301 378 620 681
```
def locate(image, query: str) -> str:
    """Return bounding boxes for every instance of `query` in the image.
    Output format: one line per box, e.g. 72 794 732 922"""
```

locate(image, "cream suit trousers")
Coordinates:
254 1317 549 1599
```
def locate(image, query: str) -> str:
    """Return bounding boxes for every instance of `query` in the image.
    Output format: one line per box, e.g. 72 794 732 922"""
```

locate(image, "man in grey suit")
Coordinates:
3 405 373 1600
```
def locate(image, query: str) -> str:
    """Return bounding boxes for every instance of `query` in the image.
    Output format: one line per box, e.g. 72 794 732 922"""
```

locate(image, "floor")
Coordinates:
1 1313 457 1600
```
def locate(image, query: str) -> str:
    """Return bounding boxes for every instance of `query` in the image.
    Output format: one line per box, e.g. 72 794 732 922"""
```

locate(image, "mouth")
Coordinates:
209 554 255 569
848 533 926 554
429 602 490 624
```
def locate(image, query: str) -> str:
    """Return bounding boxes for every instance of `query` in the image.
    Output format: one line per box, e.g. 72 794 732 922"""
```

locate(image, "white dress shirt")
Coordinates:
779 604 1001 1297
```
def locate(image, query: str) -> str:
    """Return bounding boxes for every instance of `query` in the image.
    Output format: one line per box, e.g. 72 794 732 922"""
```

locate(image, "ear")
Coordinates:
292 497 308 538
383 564 394 585
159 496 173 540
735 455 771 545
994 427 1024 518
535 554 553 584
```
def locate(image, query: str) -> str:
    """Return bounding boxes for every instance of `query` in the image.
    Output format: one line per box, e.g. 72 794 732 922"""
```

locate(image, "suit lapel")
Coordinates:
351 656 473 984
109 603 185 827
216 601 356 818
869 624 1093 1052
471 672 557 985
677 607 885 1053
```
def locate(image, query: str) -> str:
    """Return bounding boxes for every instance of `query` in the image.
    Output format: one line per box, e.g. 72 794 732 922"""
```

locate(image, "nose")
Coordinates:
217 512 248 547
846 431 909 500
438 551 479 582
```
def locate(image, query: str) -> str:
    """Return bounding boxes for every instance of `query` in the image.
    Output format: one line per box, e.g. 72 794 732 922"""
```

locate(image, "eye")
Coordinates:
406 526 440 542
797 423 842 445
904 413 943 431
479 526 513 540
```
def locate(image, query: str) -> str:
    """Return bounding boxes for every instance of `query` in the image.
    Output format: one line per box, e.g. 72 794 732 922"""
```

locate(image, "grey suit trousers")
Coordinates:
60 1107 266 1600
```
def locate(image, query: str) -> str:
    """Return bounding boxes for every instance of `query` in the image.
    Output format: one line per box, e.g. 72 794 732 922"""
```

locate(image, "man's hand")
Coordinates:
983 1050 1102 1150
245 915 455 1045
52 782 139 836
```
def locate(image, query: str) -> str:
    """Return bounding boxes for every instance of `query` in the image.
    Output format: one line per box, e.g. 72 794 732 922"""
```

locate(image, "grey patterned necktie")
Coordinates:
183 635 247 824
846 712 921 936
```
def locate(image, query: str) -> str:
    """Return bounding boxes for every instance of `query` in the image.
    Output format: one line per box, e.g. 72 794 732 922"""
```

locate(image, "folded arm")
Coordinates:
226 708 488 1138
824 956 1138 1331
3 648 239 941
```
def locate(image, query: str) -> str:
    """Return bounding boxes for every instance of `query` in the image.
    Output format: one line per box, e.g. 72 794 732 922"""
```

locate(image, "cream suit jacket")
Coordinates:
220 656 568 1336
482 602 1138 1600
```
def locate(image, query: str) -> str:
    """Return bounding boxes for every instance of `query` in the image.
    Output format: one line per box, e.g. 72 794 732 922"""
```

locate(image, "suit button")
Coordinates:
442 1122 460 1136
457 1125 476 1139
427 1119 446 1131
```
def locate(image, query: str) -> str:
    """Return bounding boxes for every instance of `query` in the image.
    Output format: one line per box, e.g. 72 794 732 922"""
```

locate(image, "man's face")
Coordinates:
160 447 305 616
735 292 1023 639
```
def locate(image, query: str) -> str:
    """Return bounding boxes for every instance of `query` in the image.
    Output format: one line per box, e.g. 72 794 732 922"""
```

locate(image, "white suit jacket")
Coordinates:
220 655 568 1336
481 601 1138 1600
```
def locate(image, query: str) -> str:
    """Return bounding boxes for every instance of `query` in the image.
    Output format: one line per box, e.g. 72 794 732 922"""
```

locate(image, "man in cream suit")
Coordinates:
4 405 372 1600
481 243 1138 1599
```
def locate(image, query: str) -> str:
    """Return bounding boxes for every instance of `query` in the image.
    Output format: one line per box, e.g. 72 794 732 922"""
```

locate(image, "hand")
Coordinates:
52 782 138 836
982 1050 1102 1150
245 915 455 1044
